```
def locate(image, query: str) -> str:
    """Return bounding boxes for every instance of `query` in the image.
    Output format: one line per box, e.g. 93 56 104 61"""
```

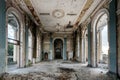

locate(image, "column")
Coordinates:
82 37 86 63
0 0 6 73
39 35 42 61
109 0 117 74
20 22 26 67
63 38 67 60
25 25 29 66
33 36 36 63
41 35 44 60
85 37 88 62
49 37 53 60
117 0 120 76
32 27 37 64
36 35 41 62
87 22 92 67
80 36 82 62
75 34 79 60
28 30 33 61
77 35 80 61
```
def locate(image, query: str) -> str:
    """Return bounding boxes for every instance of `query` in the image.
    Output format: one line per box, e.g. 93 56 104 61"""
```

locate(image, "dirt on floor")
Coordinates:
0 60 118 80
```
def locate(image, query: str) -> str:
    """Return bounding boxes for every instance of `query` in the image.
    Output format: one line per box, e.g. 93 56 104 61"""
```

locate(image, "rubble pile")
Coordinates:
0 60 118 80
0 68 117 80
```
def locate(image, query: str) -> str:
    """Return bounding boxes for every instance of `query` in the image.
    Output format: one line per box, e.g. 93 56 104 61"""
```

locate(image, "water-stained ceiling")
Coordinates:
30 0 87 32
14 0 105 33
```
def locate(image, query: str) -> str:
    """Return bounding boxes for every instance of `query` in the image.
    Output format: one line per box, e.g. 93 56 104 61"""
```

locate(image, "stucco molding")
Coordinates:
91 8 109 31
6 7 24 28
53 37 64 43
74 0 93 27
90 8 109 67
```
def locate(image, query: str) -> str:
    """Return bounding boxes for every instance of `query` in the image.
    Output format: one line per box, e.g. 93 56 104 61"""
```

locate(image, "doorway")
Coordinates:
7 13 20 65
7 12 20 71
54 39 63 59
96 14 109 69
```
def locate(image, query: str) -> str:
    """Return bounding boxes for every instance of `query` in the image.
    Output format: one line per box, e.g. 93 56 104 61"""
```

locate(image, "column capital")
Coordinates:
64 35 67 38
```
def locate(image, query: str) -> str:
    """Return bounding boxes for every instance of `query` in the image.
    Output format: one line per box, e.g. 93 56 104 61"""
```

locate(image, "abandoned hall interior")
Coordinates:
0 0 120 80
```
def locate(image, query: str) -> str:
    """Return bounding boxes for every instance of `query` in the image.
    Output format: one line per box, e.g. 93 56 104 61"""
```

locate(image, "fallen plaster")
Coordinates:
0 60 117 80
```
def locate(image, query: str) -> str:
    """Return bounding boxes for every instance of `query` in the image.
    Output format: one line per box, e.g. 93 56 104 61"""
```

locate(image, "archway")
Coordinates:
91 9 109 68
7 12 20 69
96 14 109 69
54 39 63 59
6 7 24 71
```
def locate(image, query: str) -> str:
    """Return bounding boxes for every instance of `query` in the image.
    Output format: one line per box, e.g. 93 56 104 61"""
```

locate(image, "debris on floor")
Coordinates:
0 60 118 80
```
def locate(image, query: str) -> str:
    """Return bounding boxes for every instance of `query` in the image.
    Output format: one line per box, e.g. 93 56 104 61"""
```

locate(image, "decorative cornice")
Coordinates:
90 0 108 18
74 0 93 28
23 0 42 26
80 0 108 31
43 31 72 34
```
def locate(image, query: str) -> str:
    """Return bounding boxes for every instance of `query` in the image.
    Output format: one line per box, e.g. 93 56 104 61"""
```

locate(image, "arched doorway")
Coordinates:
91 9 109 68
96 14 109 69
54 39 63 59
7 12 20 67
6 7 24 70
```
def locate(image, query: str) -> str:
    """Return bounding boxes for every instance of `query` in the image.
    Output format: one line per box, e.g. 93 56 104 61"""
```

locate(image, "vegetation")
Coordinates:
8 44 14 64
8 44 13 56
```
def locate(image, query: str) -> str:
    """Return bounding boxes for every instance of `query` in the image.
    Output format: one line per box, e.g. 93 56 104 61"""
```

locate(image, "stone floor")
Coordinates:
0 60 118 80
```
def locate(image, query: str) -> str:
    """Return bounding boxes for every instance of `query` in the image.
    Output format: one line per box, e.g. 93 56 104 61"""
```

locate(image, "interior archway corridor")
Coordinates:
0 0 120 80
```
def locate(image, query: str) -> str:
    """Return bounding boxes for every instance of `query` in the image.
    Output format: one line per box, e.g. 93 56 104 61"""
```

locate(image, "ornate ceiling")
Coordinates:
14 0 106 33
30 0 88 32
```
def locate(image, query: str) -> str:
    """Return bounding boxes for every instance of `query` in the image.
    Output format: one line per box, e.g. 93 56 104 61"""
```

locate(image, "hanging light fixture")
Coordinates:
66 21 73 28
56 23 61 31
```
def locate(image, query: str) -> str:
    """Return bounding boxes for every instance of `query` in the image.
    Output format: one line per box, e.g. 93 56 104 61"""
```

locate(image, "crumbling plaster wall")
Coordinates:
36 29 42 62
43 33 50 55
117 0 120 76
43 33 73 60
6 0 41 67
6 1 26 67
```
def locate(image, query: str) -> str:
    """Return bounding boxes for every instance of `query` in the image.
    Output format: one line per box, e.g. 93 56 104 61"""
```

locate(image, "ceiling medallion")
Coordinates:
52 9 65 19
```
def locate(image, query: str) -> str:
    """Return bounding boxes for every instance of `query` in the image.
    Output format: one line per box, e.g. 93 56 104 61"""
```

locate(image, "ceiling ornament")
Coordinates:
56 23 61 31
55 23 65 32
52 9 65 19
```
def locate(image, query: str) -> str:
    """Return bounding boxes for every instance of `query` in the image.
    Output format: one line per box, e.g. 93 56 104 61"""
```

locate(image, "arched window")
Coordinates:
7 13 20 66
